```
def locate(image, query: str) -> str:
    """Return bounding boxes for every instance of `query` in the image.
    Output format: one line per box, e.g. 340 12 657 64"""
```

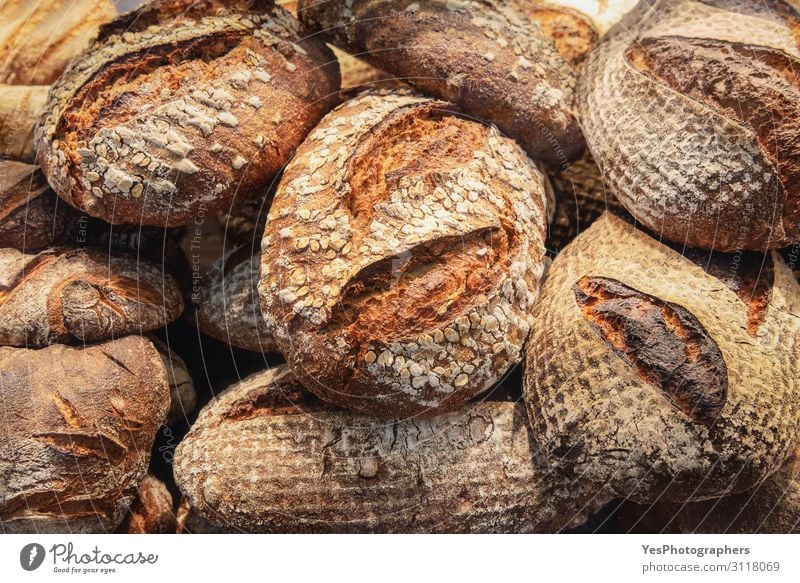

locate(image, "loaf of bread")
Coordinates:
176 498 235 534
118 475 177 534
580 0 800 251
546 150 628 253
524 213 800 503
259 91 549 417
0 336 170 533
174 366 603 533
297 0 583 167
37 0 340 227
197 247 278 353
0 246 184 346
536 0 639 36
624 448 800 534
0 0 117 85
150 336 197 426
0 85 47 162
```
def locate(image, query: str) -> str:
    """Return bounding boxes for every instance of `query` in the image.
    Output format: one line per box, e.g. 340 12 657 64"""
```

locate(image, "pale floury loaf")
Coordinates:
579 0 800 251
524 213 800 504
259 90 549 417
36 0 340 227
174 366 605 533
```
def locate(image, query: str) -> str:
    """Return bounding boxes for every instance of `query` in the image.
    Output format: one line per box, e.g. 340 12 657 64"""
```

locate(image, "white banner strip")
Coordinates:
1 534 798 583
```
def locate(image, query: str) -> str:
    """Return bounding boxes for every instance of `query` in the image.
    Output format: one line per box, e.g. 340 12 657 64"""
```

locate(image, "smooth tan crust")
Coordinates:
197 247 278 353
0 85 48 162
546 150 627 252
150 336 197 426
298 0 583 167
36 0 340 227
0 336 170 534
259 91 548 418
0 0 117 86
579 0 800 251
627 449 800 533
174 365 605 533
118 475 177 534
523 213 800 503
0 247 184 347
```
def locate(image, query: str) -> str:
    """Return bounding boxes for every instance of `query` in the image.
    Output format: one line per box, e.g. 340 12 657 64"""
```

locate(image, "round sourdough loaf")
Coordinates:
523 213 800 503
196 246 278 353
623 448 800 533
259 91 549 417
297 0 584 167
0 246 184 346
36 0 340 227
0 336 170 533
174 365 604 533
579 0 800 251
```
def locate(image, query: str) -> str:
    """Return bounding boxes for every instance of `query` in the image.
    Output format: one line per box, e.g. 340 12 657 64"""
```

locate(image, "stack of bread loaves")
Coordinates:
2 0 799 534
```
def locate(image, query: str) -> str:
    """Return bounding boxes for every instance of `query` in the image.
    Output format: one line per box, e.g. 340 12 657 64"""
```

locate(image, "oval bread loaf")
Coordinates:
0 246 184 346
259 90 549 417
524 212 800 503
174 365 605 533
0 336 170 533
36 0 340 227
297 0 584 167
579 0 800 251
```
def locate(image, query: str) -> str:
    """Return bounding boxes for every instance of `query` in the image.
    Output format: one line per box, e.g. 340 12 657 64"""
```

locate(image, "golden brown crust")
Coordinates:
0 336 170 533
0 0 117 86
508 2 598 64
580 0 800 250
36 0 340 227
118 475 177 534
0 247 184 346
259 91 548 417
0 85 48 162
523 213 800 503
174 365 606 533
298 0 583 167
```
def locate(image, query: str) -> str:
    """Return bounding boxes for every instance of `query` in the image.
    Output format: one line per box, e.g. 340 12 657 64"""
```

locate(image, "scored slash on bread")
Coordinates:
259 90 549 418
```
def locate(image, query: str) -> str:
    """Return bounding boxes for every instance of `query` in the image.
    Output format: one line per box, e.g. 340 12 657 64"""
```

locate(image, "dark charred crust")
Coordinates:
625 36 800 238
574 276 728 426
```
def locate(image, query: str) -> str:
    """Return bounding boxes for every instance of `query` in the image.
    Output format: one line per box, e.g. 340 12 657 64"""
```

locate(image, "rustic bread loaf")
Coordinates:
174 365 604 533
150 336 197 426
536 0 639 36
624 448 800 533
118 475 177 534
524 212 800 503
259 91 549 417
36 0 340 227
297 0 583 167
0 0 117 86
0 85 47 162
579 0 800 251
197 247 278 353
546 150 627 253
0 336 170 533
0 246 184 346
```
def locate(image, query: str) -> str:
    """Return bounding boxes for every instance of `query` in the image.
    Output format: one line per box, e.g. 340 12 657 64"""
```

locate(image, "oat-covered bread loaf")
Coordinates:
36 0 340 227
524 213 800 503
0 85 48 162
0 0 117 86
546 150 627 253
0 246 184 346
580 0 800 251
174 366 602 533
626 448 800 533
118 474 177 534
0 336 170 533
259 91 549 417
197 247 278 353
298 0 583 167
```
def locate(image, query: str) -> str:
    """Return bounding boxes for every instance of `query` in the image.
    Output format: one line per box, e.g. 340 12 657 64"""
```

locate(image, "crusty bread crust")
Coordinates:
36 0 340 227
259 90 548 417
